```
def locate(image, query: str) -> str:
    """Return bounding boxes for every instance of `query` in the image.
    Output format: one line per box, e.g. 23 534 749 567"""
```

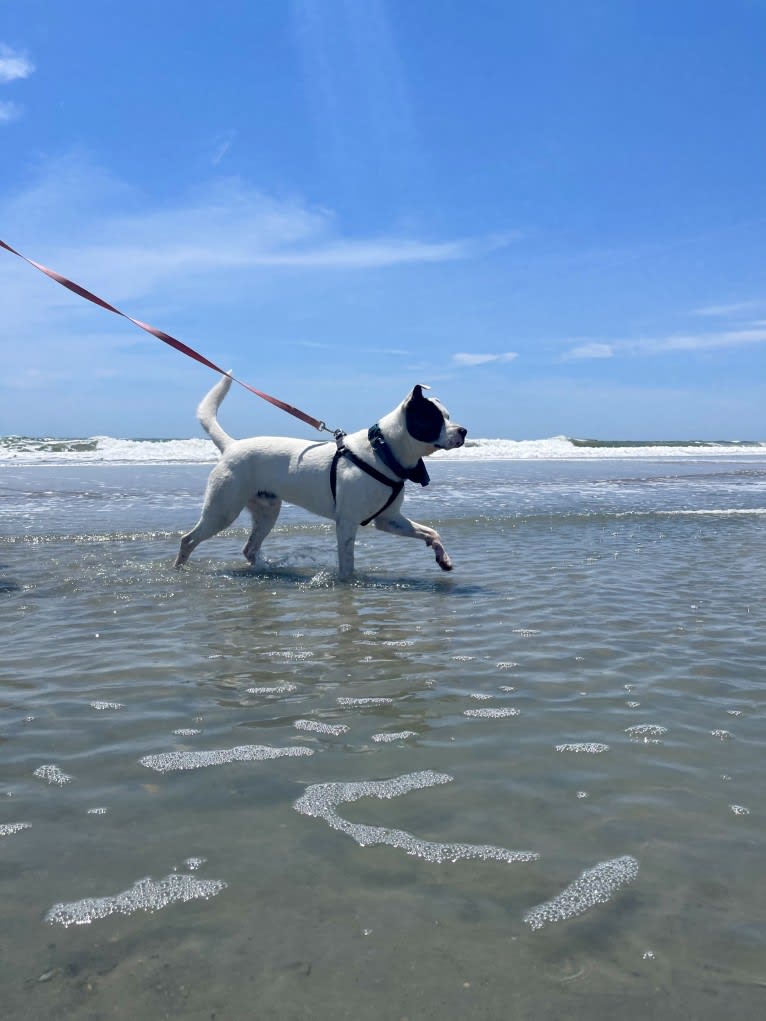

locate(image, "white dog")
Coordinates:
175 375 467 578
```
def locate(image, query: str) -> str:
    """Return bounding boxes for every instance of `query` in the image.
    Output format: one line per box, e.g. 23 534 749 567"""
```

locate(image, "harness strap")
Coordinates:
368 423 430 486
331 445 404 526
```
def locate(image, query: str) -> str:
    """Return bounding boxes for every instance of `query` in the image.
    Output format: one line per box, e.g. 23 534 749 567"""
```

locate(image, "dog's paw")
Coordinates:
434 546 453 571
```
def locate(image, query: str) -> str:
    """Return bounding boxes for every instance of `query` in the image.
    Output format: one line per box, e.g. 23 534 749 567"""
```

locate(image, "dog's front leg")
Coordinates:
335 519 358 580
373 513 453 571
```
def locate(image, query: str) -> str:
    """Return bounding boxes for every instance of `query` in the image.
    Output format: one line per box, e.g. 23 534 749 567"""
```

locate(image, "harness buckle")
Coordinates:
334 428 347 450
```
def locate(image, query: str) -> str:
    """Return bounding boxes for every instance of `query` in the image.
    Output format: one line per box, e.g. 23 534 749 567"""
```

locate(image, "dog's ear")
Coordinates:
405 383 444 443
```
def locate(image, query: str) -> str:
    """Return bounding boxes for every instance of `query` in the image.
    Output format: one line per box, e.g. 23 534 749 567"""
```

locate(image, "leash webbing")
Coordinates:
0 239 328 432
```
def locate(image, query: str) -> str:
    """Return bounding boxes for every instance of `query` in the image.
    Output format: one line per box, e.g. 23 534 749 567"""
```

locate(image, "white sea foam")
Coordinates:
625 724 668 741
439 438 766 461
294 719 350 736
371 731 418 743
265 651 313 661
294 770 539 864
464 707 520 718
89 701 125 711
245 682 298 695
555 743 610 754
34 764 73 785
0 435 217 466
139 744 314 772
3 433 764 466
0 822 31 837
523 855 640 930
337 697 394 707
45 873 227 927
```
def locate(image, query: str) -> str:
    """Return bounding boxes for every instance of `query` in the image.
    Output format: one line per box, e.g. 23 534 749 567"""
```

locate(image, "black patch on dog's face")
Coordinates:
405 385 445 443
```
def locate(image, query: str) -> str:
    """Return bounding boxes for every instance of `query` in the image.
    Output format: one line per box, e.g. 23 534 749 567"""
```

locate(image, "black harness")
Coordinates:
330 424 430 526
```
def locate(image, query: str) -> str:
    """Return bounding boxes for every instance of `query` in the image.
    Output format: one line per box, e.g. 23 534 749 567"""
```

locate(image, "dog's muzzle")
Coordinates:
437 425 467 450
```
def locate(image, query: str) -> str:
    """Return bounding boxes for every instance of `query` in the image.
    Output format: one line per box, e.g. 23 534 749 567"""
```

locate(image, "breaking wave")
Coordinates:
2 433 764 466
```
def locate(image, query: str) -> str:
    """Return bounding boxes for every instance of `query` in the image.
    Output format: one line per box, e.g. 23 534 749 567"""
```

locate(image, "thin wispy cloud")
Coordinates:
563 327 766 361
210 130 237 167
0 154 515 399
0 156 509 312
0 44 34 126
256 236 495 268
692 300 759 317
292 0 421 189
648 328 766 352
0 99 21 123
565 342 614 360
0 44 34 82
452 352 518 366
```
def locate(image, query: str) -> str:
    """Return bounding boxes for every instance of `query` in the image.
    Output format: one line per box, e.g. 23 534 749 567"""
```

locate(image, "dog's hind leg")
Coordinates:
175 505 241 567
176 517 229 567
242 491 282 564
175 472 248 568
373 513 453 571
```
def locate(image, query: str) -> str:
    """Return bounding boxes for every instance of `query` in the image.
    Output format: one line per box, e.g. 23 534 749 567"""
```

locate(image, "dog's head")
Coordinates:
404 384 467 451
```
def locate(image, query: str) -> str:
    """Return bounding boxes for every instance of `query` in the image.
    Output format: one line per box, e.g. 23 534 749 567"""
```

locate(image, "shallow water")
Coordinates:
1 458 765 1019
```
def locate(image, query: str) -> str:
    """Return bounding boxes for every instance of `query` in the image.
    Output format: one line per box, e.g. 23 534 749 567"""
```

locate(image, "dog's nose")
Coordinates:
457 426 467 440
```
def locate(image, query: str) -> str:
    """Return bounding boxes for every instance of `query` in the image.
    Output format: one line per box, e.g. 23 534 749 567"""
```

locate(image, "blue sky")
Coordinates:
1 0 764 440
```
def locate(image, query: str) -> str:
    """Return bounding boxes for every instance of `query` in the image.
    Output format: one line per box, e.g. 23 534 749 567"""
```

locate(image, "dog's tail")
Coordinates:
197 372 235 453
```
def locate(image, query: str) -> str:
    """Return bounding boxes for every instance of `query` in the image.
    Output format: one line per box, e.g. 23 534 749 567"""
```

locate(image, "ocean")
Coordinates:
2 434 765 1019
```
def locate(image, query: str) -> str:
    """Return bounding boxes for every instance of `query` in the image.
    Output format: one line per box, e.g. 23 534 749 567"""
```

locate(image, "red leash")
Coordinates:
0 238 328 432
